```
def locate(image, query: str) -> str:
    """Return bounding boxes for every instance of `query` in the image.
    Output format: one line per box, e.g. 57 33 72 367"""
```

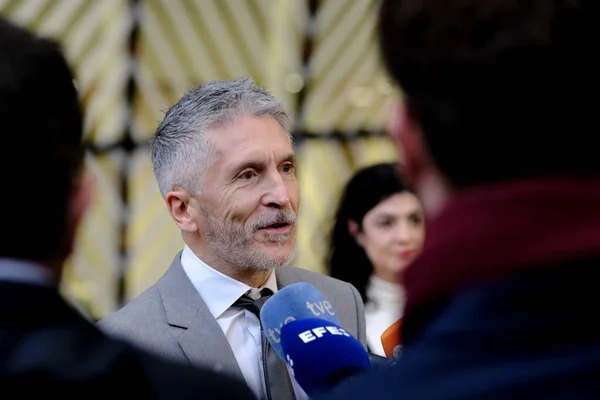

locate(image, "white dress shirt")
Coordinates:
181 245 308 400
364 274 405 356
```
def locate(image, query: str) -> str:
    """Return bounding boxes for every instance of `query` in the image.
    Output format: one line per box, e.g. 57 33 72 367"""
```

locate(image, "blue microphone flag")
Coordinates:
279 318 371 395
260 282 341 360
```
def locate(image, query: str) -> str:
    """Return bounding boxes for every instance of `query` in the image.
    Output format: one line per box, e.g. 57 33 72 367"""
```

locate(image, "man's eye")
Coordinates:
239 171 255 180
282 163 294 173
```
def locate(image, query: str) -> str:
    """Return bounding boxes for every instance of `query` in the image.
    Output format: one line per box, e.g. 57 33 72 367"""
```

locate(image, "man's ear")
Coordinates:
387 102 427 186
165 189 198 233
69 171 95 231
388 102 451 216
61 171 95 261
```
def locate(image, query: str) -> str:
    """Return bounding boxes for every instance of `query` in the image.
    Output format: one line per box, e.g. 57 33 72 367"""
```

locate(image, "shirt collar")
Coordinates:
180 245 278 319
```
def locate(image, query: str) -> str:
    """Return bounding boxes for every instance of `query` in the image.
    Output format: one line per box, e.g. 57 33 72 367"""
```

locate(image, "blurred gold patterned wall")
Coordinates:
0 0 399 320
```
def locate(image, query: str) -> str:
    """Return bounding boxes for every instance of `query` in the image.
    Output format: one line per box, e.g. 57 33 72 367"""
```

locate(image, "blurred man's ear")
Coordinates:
69 171 95 235
388 102 451 216
387 102 426 186
59 170 95 267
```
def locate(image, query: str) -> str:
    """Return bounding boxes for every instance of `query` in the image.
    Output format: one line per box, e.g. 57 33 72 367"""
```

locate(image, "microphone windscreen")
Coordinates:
380 318 402 358
260 282 341 360
279 317 371 395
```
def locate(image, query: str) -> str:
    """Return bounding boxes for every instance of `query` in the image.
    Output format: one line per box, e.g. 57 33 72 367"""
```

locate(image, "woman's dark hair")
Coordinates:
327 162 414 302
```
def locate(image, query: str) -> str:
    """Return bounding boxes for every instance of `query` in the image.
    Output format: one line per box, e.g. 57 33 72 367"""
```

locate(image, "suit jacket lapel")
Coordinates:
156 252 243 379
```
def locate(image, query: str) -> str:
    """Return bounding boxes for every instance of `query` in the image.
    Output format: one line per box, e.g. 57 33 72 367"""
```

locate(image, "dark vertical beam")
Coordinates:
293 0 319 147
115 0 142 310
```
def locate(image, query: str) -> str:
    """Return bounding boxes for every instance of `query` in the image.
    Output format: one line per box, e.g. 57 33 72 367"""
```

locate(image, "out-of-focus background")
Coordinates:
0 0 399 320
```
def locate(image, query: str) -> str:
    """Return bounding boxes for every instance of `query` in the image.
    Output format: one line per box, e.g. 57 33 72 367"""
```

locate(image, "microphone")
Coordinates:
279 317 371 396
260 282 341 360
380 319 403 359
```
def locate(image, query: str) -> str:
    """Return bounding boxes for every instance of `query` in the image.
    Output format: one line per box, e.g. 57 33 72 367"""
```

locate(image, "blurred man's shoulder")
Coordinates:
87 331 255 398
121 340 255 398
0 310 254 398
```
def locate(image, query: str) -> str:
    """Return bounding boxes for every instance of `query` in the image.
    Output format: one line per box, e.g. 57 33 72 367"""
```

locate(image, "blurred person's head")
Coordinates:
379 0 598 214
0 18 88 275
151 78 298 283
328 163 425 301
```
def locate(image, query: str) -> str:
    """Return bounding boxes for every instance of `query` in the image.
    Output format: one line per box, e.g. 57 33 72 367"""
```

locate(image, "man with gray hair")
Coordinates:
99 78 366 400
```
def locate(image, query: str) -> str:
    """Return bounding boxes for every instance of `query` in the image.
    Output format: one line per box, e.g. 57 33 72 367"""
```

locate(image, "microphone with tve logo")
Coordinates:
380 319 402 359
279 317 371 396
260 282 341 360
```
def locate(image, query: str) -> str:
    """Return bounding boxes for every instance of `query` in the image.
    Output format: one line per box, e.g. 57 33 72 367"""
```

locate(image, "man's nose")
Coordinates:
262 173 291 209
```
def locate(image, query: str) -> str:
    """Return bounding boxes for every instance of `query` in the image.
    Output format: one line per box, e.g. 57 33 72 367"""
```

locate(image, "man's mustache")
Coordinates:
252 211 297 231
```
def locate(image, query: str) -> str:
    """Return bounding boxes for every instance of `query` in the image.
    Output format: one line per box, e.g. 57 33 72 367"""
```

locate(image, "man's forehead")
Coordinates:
209 114 289 140
208 119 291 151
222 149 295 168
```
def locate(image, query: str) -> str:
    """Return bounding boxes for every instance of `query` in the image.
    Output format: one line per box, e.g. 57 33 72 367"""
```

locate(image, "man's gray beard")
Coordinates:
201 208 297 271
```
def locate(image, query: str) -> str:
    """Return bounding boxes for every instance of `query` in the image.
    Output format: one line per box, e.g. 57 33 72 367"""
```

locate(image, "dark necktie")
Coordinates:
234 288 296 400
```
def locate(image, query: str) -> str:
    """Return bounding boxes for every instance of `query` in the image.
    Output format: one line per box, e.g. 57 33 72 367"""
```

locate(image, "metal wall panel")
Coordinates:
1 0 398 318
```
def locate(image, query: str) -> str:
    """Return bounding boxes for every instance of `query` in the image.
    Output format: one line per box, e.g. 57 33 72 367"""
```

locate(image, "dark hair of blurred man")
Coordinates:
0 17 254 399
322 1 600 398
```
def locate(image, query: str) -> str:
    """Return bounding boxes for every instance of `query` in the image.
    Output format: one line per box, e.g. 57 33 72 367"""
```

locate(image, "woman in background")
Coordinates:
328 162 425 356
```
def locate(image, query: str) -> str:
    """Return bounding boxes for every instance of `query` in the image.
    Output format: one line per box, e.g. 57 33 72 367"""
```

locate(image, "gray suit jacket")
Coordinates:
98 251 366 381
